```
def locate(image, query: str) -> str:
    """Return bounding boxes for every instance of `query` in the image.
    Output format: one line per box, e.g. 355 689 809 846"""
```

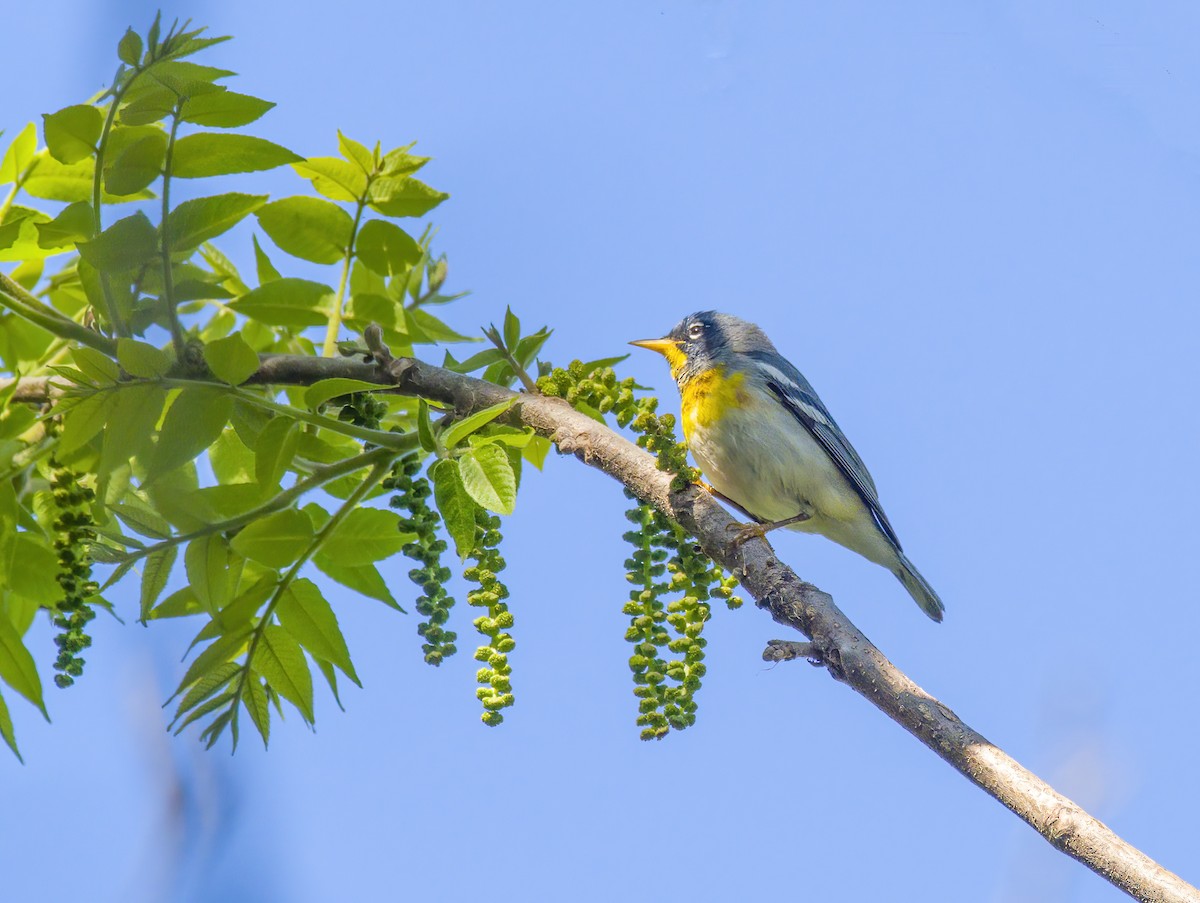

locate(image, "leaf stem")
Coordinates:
0 433 57 485
92 81 136 338
226 458 391 743
117 444 396 566
226 384 416 450
322 196 367 358
159 108 186 355
0 271 118 355
484 325 539 393
0 149 44 224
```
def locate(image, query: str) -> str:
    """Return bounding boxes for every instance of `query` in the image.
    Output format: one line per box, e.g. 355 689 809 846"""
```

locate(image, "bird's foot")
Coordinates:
727 511 811 548
728 522 772 549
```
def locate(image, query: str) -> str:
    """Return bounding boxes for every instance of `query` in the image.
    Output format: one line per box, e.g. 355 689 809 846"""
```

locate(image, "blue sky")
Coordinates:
4 2 1200 901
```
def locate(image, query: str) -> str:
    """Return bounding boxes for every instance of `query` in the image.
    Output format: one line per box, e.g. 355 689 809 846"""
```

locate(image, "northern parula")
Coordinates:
632 310 944 621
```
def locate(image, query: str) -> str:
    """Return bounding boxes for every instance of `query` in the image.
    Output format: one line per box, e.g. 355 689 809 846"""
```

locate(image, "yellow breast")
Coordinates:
681 367 749 442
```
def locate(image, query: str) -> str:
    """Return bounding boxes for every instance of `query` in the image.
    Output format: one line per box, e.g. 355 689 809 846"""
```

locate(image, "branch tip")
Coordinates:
762 639 823 666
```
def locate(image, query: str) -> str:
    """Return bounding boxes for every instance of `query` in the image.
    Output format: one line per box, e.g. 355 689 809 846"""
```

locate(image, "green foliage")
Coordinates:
0 15 749 760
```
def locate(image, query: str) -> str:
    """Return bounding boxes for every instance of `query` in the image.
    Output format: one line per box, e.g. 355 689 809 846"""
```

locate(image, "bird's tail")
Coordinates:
894 553 944 622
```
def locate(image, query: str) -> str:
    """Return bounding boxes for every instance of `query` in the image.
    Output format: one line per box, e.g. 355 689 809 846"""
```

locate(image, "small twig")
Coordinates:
482 325 539 394
762 639 823 665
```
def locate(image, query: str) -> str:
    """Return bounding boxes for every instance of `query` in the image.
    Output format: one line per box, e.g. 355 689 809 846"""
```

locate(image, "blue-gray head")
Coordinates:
630 310 777 384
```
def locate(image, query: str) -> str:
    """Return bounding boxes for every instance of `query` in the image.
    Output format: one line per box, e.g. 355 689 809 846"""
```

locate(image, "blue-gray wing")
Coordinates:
750 352 902 551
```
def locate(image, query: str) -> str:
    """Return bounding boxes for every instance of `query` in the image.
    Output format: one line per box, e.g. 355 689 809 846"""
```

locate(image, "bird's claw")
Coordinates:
728 522 771 549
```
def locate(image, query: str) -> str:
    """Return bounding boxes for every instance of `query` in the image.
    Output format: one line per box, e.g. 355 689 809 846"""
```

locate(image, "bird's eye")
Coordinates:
687 323 704 339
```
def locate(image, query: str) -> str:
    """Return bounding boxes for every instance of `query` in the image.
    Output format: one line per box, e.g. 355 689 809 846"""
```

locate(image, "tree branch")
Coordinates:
371 353 1199 903
2 350 1196 902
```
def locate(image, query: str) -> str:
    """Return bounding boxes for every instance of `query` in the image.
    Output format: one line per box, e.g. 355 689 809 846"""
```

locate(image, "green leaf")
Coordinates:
443 348 507 374
139 545 177 621
58 390 120 457
367 177 448 217
230 508 314 567
76 212 158 272
523 434 553 470
313 557 401 610
416 399 436 453
314 658 344 710
34 201 94 250
147 387 234 482
97 384 166 478
430 458 477 558
458 443 517 515
104 133 166 196
229 277 331 328
199 708 234 749
277 579 360 685
337 131 374 173
355 219 420 277
0 613 46 718
118 27 143 66
303 378 384 410
180 90 275 128
293 157 367 203
174 629 249 703
381 143 429 177
503 307 521 349
185 534 231 615
203 332 260 385
514 327 553 369
252 235 280 283
256 196 353 264
111 498 172 540
6 534 58 608
71 345 121 384
320 507 412 566
148 586 200 620
43 105 102 164
165 192 266 253
208 428 255 484
172 661 239 724
256 625 314 724
254 417 299 487
23 156 152 204
242 673 270 749
0 123 36 185
117 338 172 378
118 87 177 127
0 208 48 262
468 428 531 449
7 258 41 292
0 690 22 762
407 308 478 344
441 398 518 450
171 133 302 178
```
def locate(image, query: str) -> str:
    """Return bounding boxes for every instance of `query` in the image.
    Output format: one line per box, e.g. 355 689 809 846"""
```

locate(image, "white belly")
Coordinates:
688 402 897 568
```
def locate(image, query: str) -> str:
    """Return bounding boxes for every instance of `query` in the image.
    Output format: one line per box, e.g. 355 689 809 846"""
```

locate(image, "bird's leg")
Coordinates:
697 481 761 522
728 511 811 548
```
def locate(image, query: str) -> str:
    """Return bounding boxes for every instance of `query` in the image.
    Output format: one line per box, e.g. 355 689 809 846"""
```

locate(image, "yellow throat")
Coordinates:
680 367 747 441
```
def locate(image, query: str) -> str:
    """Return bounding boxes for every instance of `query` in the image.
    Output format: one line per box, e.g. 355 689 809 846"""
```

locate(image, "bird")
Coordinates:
631 310 944 621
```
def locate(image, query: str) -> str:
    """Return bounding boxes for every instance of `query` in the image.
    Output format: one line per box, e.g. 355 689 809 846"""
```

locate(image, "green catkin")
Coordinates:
540 361 743 739
465 509 514 726
342 394 460 667
385 454 457 666
48 460 98 688
337 391 388 433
